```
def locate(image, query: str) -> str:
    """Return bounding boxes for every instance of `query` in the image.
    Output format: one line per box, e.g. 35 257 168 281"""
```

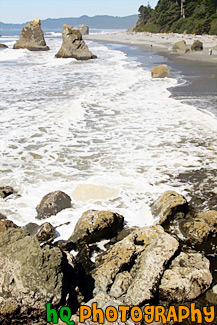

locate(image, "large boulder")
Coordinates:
159 251 212 302
0 227 79 323
0 43 8 49
0 186 15 199
36 190 71 219
124 231 179 305
151 65 170 78
69 210 124 245
172 40 189 53
13 18 49 51
191 40 203 51
79 25 89 35
151 190 188 225
91 225 179 299
55 24 97 60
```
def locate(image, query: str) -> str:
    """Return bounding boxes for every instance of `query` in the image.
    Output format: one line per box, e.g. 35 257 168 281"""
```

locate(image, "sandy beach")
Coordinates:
85 31 217 64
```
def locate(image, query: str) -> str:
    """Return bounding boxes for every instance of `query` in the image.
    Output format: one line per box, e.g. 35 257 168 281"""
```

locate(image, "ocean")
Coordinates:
0 30 217 241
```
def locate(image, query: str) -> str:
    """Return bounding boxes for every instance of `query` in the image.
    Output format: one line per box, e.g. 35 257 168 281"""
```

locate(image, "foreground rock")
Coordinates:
13 18 49 51
172 40 189 53
69 210 124 245
0 227 80 323
0 219 19 232
151 65 170 78
79 25 89 35
36 190 71 219
151 190 188 225
92 225 179 304
0 43 8 49
0 186 15 199
55 24 97 60
191 40 203 51
159 251 212 302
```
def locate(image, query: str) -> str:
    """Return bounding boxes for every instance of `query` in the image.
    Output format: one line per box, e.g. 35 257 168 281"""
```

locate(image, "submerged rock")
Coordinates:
0 43 8 49
172 40 189 53
151 190 188 225
69 210 124 245
36 190 71 219
0 186 15 199
191 40 203 51
159 251 212 302
151 64 170 78
13 18 49 51
55 24 97 60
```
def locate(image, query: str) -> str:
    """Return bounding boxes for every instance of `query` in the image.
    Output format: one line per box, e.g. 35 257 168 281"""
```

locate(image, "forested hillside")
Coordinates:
134 0 217 34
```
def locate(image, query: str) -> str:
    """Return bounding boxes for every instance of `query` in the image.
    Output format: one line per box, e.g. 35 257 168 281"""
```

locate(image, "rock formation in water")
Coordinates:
13 18 49 51
55 24 97 60
151 64 170 78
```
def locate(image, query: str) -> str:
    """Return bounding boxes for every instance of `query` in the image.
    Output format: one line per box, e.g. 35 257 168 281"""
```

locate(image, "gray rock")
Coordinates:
13 18 49 51
124 232 179 305
159 251 212 302
36 190 71 219
55 24 97 60
151 190 188 225
0 43 8 49
151 65 170 78
191 40 203 51
0 212 7 220
69 209 124 245
109 271 133 298
0 186 15 198
0 227 79 323
79 25 89 35
172 40 189 53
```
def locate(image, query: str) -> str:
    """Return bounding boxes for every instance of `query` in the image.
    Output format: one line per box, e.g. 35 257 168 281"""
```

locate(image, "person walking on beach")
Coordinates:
209 48 212 55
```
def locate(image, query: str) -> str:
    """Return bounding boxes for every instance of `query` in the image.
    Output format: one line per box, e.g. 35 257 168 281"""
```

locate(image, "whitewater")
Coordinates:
0 34 217 241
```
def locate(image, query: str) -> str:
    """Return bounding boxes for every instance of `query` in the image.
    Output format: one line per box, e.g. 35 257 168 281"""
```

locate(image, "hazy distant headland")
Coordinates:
0 15 138 30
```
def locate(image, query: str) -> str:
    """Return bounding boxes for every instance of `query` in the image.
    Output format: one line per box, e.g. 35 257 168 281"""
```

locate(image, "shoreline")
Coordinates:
85 31 217 64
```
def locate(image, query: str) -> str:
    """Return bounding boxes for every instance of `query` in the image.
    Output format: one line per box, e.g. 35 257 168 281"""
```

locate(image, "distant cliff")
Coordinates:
134 0 217 35
0 15 138 30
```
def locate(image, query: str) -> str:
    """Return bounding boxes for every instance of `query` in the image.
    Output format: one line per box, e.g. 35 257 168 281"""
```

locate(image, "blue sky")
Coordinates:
0 0 158 23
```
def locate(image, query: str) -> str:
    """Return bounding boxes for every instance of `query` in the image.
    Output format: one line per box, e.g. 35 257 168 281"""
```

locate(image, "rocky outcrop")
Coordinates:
0 43 8 49
0 186 15 199
159 251 212 302
172 40 189 53
191 40 203 51
91 225 179 302
151 65 170 78
55 24 97 60
79 25 89 35
151 190 188 225
0 227 80 323
13 18 49 51
69 210 124 245
0 220 19 232
36 190 71 219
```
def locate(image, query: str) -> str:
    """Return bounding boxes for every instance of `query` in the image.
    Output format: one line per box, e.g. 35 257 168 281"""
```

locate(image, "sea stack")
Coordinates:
55 24 97 60
79 25 89 35
13 18 49 51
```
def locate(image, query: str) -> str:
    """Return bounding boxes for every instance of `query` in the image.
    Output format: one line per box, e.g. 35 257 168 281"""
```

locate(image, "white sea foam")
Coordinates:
0 37 216 240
